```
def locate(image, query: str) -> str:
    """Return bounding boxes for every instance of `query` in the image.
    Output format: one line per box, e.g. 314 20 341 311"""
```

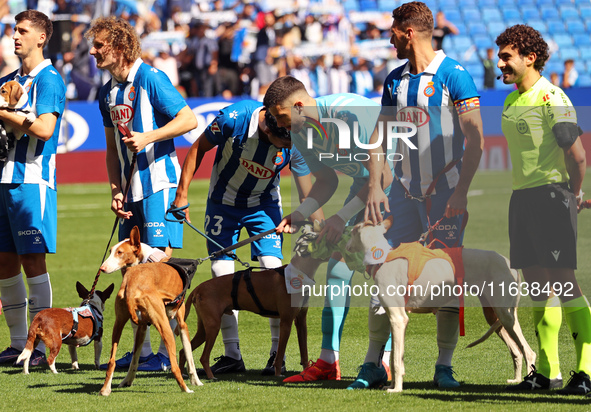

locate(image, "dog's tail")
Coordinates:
465 319 502 348
184 288 197 323
15 348 32 370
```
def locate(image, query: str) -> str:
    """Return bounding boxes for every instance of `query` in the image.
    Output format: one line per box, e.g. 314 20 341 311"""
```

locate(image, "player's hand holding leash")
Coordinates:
111 191 132 219
276 212 304 234
445 189 468 218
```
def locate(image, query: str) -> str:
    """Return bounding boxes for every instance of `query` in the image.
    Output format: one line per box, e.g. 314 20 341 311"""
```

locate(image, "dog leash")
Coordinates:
166 204 250 267
84 123 137 304
210 228 278 260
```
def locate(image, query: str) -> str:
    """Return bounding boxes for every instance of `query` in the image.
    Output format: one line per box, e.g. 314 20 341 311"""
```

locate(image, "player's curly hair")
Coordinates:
264 109 290 141
16 10 53 47
85 17 141 66
392 1 434 33
495 25 549 72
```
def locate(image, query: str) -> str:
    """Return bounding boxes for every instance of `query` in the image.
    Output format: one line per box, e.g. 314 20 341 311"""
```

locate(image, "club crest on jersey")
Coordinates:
110 104 134 125
396 107 430 127
274 151 284 165
128 86 136 101
240 158 273 179
424 82 435 97
210 121 221 134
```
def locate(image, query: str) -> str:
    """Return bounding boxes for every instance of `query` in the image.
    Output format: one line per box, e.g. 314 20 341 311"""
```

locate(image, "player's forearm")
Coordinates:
143 106 198 145
366 120 388 190
564 138 586 195
456 111 484 195
0 110 56 141
176 140 207 205
309 172 339 206
455 138 482 196
106 145 122 194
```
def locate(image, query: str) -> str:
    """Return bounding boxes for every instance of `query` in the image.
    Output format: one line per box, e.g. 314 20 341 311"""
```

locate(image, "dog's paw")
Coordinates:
99 388 111 397
25 113 36 124
118 379 133 388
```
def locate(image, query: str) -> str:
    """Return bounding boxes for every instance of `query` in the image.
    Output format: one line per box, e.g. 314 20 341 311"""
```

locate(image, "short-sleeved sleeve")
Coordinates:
203 111 235 146
34 69 66 117
445 64 480 103
543 87 577 129
145 69 187 119
289 146 311 177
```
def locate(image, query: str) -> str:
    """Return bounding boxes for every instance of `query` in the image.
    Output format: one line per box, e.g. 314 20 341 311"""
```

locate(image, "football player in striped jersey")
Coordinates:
87 17 198 372
364 1 484 389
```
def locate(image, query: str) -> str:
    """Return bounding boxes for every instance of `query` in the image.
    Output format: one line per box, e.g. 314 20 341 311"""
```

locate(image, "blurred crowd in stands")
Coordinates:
0 0 586 101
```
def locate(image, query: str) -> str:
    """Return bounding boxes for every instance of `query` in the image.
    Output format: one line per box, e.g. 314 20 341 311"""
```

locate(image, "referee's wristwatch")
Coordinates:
576 190 585 203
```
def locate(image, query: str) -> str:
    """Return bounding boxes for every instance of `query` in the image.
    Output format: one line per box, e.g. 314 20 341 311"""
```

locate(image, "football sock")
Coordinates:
436 307 459 366
257 256 283 358
27 273 52 354
269 318 280 356
320 259 354 352
563 295 591 374
0 273 28 350
319 348 339 364
532 296 562 379
156 319 177 357
221 311 241 360
365 303 390 366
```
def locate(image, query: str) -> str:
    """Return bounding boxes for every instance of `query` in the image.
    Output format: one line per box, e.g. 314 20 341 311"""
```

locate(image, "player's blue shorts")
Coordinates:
205 200 283 261
0 183 57 254
385 181 464 249
119 187 183 248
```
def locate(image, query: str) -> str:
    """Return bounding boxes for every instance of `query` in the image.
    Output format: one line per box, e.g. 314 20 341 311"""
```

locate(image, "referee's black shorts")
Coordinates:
509 183 577 269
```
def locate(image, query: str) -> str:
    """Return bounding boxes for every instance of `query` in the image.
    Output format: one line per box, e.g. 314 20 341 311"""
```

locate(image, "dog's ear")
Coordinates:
76 281 89 299
8 82 21 107
382 215 393 231
130 225 141 247
98 283 115 302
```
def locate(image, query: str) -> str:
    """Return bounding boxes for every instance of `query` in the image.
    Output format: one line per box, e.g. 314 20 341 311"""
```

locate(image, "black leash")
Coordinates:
84 124 137 304
166 203 251 267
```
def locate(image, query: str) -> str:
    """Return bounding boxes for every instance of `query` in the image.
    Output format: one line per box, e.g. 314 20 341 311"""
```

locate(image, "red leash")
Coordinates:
84 124 137 303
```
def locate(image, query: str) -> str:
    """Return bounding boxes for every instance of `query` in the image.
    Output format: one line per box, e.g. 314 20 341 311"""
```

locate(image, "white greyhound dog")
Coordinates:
346 217 536 393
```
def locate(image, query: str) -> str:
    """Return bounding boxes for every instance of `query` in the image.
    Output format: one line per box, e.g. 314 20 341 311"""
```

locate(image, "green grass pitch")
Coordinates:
1 170 590 411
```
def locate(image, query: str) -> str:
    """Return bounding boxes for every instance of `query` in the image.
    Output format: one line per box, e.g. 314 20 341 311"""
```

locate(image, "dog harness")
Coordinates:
163 258 199 308
62 304 103 345
231 266 286 317
367 241 467 336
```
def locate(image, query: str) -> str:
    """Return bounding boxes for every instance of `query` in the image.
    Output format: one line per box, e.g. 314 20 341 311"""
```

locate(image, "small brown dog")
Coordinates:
99 226 202 396
0 80 36 139
16 281 115 374
180 253 323 379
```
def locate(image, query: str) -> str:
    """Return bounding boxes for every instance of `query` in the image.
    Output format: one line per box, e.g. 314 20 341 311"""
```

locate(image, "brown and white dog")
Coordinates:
98 226 201 396
16 282 115 374
180 221 326 379
347 217 536 392
0 80 36 139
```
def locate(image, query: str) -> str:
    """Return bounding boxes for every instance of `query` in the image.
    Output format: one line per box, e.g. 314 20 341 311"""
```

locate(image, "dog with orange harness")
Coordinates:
346 216 536 392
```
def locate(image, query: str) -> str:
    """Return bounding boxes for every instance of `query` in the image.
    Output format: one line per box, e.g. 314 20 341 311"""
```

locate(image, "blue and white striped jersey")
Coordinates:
98 59 186 202
0 60 66 189
292 93 391 179
382 51 479 196
205 100 297 208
